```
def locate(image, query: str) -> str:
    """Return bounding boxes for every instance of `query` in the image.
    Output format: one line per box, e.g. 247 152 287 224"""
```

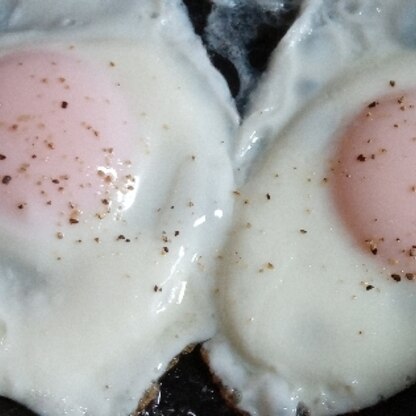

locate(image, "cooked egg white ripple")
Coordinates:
206 1 416 415
0 1 238 416
233 0 416 182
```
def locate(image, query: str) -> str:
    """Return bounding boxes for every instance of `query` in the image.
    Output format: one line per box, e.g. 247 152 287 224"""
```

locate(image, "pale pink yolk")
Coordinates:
332 90 416 278
0 50 136 234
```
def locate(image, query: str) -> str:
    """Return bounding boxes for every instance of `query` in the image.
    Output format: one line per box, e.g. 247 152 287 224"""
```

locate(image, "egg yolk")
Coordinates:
332 90 416 278
0 50 137 234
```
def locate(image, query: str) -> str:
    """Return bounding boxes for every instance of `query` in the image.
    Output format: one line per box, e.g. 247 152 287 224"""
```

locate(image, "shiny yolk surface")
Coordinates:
333 91 416 278
0 50 136 233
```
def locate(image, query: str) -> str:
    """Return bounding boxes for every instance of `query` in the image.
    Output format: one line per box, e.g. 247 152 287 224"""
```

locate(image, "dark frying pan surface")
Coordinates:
1 1 416 415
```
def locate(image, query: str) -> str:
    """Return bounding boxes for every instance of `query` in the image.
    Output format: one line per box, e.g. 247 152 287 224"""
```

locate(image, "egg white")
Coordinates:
0 1 238 415
206 1 416 415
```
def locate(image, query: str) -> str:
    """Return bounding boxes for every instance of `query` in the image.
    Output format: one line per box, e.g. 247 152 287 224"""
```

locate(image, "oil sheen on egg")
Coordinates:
0 1 237 415
205 1 416 415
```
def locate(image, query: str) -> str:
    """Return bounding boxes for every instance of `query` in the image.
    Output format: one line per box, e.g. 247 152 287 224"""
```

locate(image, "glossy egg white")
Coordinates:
0 1 238 415
206 1 416 415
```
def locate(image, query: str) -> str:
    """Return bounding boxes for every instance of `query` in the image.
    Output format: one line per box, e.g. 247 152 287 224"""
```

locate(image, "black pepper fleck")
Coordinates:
2 175 11 185
391 273 401 282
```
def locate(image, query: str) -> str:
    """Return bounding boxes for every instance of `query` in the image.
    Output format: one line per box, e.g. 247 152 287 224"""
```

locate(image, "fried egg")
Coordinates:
0 1 237 415
205 0 416 415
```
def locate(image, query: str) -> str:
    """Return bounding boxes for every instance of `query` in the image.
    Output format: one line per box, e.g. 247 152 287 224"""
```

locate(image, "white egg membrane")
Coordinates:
206 1 416 415
0 1 238 415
